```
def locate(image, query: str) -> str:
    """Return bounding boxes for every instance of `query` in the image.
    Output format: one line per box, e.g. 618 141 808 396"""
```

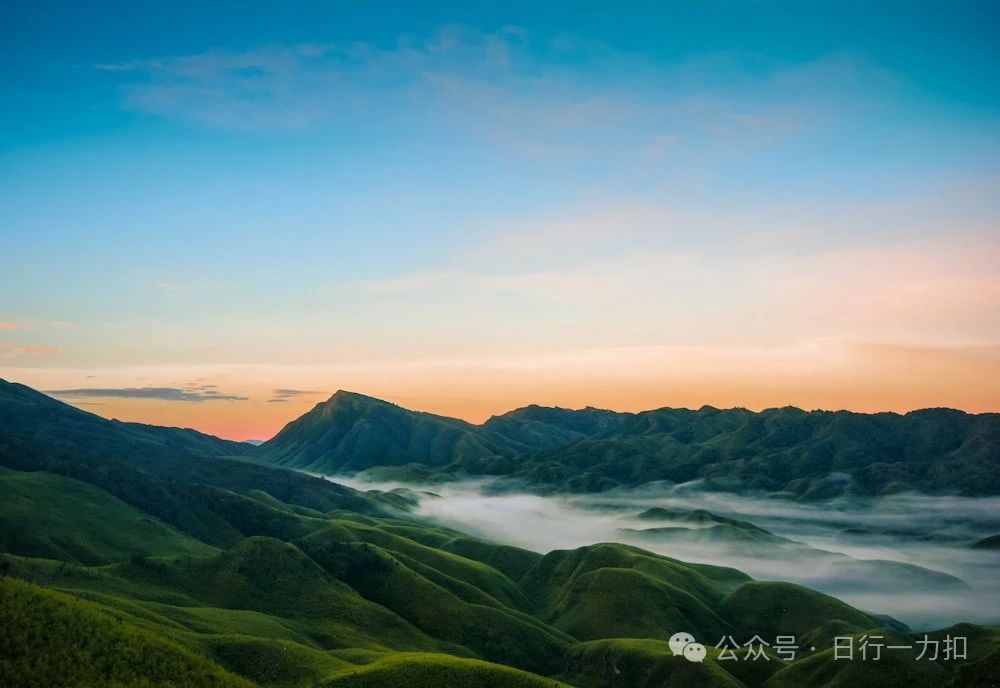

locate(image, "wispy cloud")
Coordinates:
92 25 534 123
46 386 248 402
350 182 1000 350
266 388 323 403
2 344 61 359
94 24 877 170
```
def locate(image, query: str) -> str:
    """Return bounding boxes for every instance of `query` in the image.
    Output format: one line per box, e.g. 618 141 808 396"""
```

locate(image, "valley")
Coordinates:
2 378 998 687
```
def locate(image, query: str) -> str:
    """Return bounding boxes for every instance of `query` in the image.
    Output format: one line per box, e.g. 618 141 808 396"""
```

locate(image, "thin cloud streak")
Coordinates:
2 344 61 359
266 388 324 403
46 386 248 402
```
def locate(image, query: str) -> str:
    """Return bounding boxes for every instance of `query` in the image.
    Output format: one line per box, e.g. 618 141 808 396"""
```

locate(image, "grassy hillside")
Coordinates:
321 653 571 688
0 379 994 687
0 377 249 458
0 577 252 688
564 639 746 688
1 460 994 687
521 543 747 643
254 391 519 473
516 406 1000 496
481 405 629 452
251 389 1000 498
763 638 950 688
720 581 879 648
0 468 216 564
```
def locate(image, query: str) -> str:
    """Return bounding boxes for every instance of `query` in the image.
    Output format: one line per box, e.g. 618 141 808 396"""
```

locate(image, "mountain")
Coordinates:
0 378 994 687
0 378 249 458
481 404 629 451
254 391 521 474
254 392 1000 498
0 378 395 547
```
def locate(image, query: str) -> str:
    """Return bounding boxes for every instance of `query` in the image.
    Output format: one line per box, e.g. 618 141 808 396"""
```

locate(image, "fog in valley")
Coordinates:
331 475 1000 630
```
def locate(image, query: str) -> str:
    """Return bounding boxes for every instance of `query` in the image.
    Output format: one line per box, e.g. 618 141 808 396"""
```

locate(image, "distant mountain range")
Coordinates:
1 376 997 687
253 390 1000 498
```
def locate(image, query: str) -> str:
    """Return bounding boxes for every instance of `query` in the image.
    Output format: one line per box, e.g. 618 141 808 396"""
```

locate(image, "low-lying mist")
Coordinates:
331 475 1000 630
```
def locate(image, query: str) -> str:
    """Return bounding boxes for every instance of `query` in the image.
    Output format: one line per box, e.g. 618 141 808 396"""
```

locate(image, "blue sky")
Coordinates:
2 1 998 438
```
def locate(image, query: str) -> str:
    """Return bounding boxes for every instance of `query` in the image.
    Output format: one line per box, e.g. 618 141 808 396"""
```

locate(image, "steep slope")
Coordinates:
321 653 572 688
520 543 749 642
0 436 991 688
481 404 628 451
255 391 518 474
0 577 252 688
297 529 572 675
0 381 396 549
113 536 441 652
252 390 1000 497
719 581 881 648
763 636 951 688
0 467 216 564
509 405 1000 496
0 377 249 458
0 379 995 688
564 638 746 688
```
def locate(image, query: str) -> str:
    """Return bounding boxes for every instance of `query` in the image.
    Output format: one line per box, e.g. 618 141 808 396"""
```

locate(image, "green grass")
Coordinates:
0 577 252 688
248 387 1000 497
0 385 994 688
763 636 950 688
720 581 879 648
110 536 442 653
298 536 571 675
320 652 571 688
203 636 355 687
325 520 535 611
521 543 748 640
564 638 747 688
0 470 217 564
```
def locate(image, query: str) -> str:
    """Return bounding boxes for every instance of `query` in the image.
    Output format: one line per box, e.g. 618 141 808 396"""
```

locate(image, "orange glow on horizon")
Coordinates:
10 339 996 441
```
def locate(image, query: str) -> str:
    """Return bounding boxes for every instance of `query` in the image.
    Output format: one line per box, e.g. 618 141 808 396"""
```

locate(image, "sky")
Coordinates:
2 1 999 440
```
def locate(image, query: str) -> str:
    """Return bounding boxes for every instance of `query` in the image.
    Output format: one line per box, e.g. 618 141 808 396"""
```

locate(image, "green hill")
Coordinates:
321 653 571 688
254 391 519 473
0 468 216 564
250 390 1000 498
564 638 746 688
481 405 628 451
720 581 880 648
0 577 252 688
521 543 748 642
0 378 994 688
0 378 249 458
763 635 950 688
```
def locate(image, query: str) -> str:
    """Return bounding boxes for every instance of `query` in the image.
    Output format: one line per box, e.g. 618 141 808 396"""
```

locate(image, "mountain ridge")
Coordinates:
0 377 250 458
254 390 1000 498
0 377 996 687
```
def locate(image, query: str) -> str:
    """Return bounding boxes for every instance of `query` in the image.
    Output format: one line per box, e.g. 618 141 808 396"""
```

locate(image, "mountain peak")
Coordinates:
321 389 398 411
255 387 508 473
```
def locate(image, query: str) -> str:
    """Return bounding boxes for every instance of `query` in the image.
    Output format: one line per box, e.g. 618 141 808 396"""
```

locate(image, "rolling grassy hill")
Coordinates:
251 390 1000 498
1 378 996 687
0 467 217 564
1 456 995 687
0 577 253 688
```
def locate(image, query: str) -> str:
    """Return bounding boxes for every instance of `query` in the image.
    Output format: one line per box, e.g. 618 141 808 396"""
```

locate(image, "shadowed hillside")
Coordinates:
0 378 250 458
253 391 1000 498
1 379 996 687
